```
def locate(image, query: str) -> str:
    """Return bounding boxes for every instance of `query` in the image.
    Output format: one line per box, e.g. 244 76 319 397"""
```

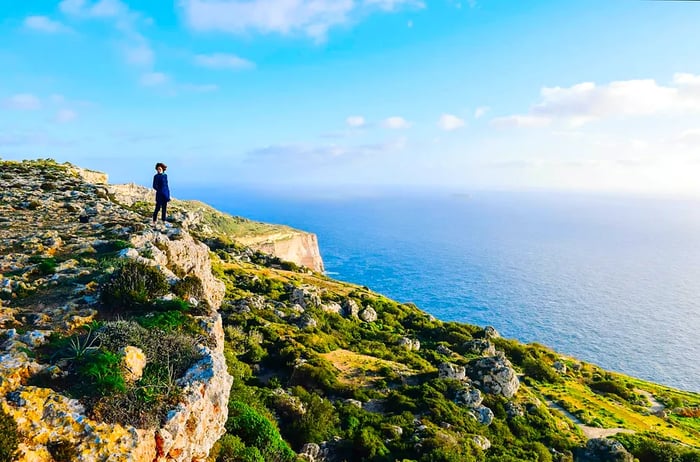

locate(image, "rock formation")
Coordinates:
0 160 232 461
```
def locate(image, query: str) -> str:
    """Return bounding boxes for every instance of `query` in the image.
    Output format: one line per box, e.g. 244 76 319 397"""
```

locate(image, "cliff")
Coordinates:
0 160 231 461
107 183 325 272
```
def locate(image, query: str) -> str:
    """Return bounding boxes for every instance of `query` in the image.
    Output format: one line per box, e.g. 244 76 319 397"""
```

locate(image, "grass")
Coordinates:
321 349 417 388
538 376 700 447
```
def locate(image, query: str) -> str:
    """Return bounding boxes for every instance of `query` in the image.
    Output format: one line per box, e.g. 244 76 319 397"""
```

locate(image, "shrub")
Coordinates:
173 275 205 301
0 408 19 461
226 401 296 462
589 380 631 400
79 351 126 395
47 439 78 462
101 260 169 309
213 435 264 462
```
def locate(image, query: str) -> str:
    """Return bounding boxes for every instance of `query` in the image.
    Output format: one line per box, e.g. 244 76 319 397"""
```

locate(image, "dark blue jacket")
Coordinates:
153 173 170 203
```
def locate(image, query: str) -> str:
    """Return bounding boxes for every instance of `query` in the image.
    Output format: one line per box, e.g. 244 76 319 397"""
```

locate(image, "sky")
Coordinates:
2 0 700 196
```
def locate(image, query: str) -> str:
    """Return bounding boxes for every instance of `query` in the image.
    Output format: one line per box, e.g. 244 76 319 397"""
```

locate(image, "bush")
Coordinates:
213 435 264 462
0 408 19 461
173 275 205 301
226 401 296 462
589 380 632 400
101 260 169 309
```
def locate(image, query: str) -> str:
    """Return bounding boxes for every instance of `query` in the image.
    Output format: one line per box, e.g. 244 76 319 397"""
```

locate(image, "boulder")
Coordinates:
583 438 633 462
473 435 491 451
456 387 483 408
467 355 520 398
398 337 420 351
464 339 496 357
359 307 377 323
483 326 500 339
342 298 360 318
438 362 467 381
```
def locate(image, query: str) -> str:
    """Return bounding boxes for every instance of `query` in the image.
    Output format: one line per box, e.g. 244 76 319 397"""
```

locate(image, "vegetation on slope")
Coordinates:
205 244 700 462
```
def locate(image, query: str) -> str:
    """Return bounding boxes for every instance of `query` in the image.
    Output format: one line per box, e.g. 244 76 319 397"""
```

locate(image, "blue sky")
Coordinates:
2 0 700 196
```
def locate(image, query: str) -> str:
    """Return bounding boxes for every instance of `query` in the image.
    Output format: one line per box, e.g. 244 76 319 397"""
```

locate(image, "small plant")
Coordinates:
101 260 169 310
47 439 78 462
173 275 205 301
79 351 126 395
0 407 19 461
64 327 101 360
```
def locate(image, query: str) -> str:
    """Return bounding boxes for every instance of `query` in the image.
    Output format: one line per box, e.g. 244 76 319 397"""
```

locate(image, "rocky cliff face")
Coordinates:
236 232 325 273
0 160 232 461
108 182 325 272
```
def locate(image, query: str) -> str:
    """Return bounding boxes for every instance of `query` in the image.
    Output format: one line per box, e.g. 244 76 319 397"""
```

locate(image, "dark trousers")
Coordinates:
153 201 167 222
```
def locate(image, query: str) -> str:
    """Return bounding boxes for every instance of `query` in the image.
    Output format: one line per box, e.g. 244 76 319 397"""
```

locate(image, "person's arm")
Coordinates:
153 174 161 191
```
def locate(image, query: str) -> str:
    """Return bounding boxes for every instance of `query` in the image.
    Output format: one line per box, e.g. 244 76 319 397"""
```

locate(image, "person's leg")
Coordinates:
153 203 162 223
161 201 167 222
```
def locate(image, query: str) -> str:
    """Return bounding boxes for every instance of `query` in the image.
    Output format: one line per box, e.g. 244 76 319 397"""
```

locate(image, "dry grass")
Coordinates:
321 349 414 388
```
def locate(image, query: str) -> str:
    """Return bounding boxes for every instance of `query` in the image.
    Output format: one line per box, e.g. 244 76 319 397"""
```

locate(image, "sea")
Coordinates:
181 186 700 393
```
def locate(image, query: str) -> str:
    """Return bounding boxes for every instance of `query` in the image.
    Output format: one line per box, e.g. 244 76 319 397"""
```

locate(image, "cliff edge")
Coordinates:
107 183 325 272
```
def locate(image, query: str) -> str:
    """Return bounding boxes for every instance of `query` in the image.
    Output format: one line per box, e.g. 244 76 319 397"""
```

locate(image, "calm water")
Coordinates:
183 187 700 392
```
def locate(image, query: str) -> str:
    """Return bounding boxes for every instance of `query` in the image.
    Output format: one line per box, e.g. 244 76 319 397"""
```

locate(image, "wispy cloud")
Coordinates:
383 116 411 129
179 0 424 41
437 114 465 131
3 94 42 110
474 106 489 119
140 72 169 86
346 115 366 128
24 15 73 33
55 109 78 123
194 53 255 70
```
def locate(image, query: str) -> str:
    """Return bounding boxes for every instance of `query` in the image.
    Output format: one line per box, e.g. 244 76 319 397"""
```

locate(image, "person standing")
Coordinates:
152 162 170 224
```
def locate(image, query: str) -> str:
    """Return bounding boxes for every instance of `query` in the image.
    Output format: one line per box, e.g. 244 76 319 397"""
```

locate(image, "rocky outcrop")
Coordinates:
0 160 232 461
581 438 633 462
107 183 325 273
467 354 520 398
238 231 324 273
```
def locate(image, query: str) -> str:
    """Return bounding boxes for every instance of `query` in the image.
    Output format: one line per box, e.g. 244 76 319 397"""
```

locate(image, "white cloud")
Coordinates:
124 43 154 66
346 115 366 127
179 0 423 40
181 83 220 93
474 106 489 119
194 53 255 70
55 109 78 123
383 116 411 129
438 114 465 131
498 74 700 129
364 0 424 12
24 16 72 33
3 94 42 110
60 0 128 18
491 115 551 128
140 72 169 86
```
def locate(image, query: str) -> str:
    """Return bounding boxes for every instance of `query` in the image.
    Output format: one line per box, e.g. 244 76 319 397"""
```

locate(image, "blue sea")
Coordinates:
183 186 700 392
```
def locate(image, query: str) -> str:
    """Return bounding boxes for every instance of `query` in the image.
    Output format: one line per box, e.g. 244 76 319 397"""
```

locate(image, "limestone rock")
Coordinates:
483 326 500 339
463 339 496 357
472 405 494 426
398 337 420 351
438 362 467 381
467 355 520 398
342 298 360 318
473 435 491 451
583 438 633 462
359 307 377 323
120 346 147 382
456 387 483 408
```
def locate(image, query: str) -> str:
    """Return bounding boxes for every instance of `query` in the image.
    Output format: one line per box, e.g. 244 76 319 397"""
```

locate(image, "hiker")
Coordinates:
152 162 170 224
